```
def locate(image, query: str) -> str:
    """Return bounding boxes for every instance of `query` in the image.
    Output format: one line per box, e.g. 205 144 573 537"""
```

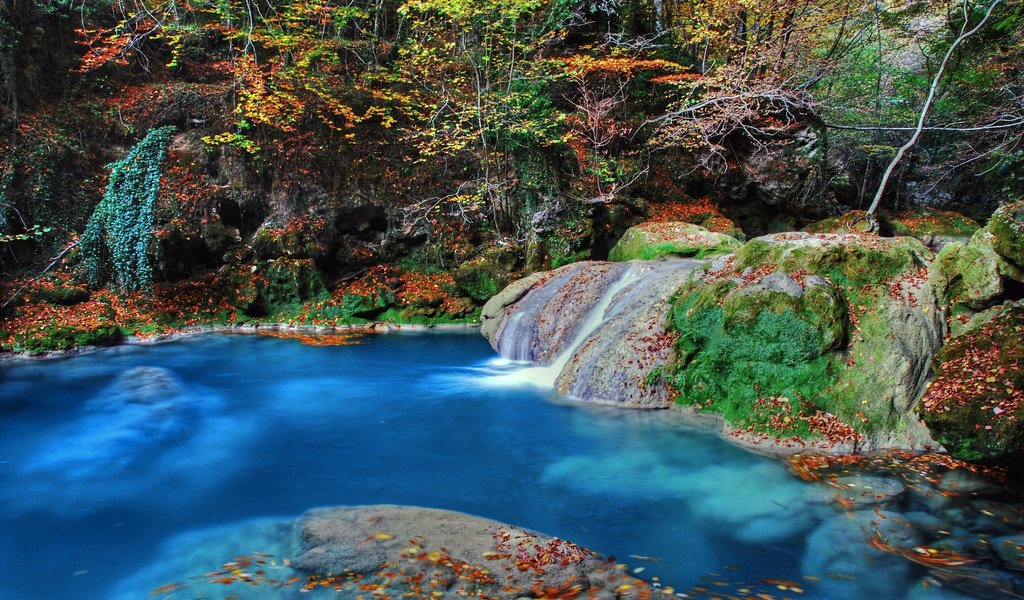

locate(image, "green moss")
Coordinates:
11 323 125 354
988 200 1024 269
453 247 519 302
609 223 741 262
551 250 590 268
671 293 835 437
34 284 90 306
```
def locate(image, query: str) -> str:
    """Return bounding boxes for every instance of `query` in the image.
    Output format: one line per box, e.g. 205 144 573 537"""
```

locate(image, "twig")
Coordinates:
1 241 79 312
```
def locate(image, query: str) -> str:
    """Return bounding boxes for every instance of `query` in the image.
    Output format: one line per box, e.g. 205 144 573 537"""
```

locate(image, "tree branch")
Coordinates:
865 0 1004 220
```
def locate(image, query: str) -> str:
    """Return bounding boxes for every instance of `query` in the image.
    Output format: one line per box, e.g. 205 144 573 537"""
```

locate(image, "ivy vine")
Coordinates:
80 126 175 291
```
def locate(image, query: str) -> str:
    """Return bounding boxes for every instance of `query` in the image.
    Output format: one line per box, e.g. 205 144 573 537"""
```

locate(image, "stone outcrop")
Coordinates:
481 258 703 408
608 222 741 262
670 232 942 451
483 230 946 451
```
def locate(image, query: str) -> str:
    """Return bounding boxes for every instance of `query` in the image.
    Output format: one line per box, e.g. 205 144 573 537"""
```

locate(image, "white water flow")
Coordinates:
481 268 640 390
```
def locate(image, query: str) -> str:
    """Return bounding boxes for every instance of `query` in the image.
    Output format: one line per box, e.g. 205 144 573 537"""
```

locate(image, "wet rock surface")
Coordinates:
482 258 703 407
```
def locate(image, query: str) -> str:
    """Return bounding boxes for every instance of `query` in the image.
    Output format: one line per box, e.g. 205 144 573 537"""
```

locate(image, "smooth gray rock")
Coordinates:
293 505 647 598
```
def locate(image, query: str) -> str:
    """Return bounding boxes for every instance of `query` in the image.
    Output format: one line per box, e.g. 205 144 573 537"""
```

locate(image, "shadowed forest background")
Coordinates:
0 0 1022 346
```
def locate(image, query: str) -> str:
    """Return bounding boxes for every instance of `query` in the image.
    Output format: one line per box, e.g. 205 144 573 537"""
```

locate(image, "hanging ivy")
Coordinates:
80 126 175 291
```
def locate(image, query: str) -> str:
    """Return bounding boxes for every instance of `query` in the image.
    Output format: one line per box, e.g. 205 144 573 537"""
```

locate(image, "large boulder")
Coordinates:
293 505 648 598
919 302 1024 465
481 259 704 407
608 222 741 262
669 232 942 451
553 259 705 407
932 200 1024 319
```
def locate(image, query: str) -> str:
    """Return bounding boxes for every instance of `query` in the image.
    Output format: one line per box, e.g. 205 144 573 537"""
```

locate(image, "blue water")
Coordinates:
0 332 1001 599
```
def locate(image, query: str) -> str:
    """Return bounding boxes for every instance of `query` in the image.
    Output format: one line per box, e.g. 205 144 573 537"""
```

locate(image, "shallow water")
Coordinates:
0 332 1016 599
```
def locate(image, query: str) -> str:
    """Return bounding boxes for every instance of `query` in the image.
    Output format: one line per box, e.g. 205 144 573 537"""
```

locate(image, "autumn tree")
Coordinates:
390 0 571 235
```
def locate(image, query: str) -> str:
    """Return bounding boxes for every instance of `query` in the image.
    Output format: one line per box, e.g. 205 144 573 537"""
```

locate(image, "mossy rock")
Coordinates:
609 222 741 262
987 200 1024 271
260 258 328 315
887 208 979 243
669 232 941 448
545 217 593 269
453 246 520 302
337 288 398 319
251 220 326 261
802 211 876 234
955 234 1007 310
698 214 746 240
216 264 263 315
932 229 1024 314
217 258 328 316
34 284 90 306
919 303 1024 464
734 232 930 286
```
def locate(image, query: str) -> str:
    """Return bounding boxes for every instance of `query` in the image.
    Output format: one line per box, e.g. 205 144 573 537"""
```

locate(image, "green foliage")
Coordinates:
80 126 176 291
671 295 834 436
11 323 125 354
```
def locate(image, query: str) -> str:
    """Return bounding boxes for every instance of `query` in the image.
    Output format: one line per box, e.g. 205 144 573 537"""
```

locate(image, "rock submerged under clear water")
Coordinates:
110 505 652 599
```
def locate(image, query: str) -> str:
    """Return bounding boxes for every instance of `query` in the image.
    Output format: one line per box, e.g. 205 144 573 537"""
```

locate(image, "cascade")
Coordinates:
482 259 703 406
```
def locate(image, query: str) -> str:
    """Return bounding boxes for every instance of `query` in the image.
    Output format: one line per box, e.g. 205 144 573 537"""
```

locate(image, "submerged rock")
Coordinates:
113 505 650 599
801 511 922 600
109 517 297 600
296 505 647 597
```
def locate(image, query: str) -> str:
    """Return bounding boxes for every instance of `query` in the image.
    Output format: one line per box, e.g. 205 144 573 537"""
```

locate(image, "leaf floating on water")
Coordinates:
148 581 186 596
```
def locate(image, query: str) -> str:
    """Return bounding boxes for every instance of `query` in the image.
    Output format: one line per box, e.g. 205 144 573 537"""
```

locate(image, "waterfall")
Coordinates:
481 258 704 407
508 268 639 390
